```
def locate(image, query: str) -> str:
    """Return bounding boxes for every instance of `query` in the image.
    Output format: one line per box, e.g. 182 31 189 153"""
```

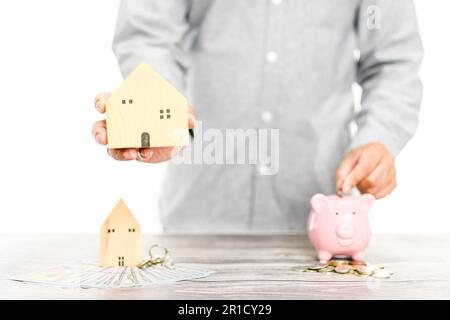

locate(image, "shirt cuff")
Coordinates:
348 125 406 157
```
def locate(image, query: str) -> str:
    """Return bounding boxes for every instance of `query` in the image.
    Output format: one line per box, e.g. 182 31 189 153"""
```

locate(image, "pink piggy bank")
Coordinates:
307 193 375 263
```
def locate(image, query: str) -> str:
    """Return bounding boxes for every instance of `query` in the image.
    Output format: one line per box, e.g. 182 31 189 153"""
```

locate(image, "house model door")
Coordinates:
118 256 125 267
141 132 150 147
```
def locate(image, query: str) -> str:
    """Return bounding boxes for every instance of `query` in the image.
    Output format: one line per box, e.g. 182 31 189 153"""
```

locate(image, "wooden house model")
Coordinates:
100 199 141 267
106 63 189 149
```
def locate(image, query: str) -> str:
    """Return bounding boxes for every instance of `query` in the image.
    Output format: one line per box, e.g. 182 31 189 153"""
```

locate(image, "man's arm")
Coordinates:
112 0 190 92
336 0 423 198
90 1 193 162
350 0 423 156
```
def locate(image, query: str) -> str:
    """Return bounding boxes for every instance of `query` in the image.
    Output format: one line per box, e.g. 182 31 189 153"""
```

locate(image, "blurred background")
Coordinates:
0 0 448 234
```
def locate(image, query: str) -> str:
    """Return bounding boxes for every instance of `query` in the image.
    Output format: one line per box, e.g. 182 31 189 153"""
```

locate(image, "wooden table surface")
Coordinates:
1 234 449 299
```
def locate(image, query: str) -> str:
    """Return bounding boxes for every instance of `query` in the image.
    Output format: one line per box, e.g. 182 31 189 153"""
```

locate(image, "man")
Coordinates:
92 0 422 232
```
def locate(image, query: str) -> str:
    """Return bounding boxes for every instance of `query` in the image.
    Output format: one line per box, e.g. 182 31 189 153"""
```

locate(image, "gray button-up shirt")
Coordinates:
112 0 423 233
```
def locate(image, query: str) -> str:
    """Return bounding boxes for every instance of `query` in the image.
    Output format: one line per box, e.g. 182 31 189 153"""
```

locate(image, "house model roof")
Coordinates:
101 198 139 227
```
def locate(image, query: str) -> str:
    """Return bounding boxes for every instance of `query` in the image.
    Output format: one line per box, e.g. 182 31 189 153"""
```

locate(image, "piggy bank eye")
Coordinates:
352 212 356 215
335 212 339 215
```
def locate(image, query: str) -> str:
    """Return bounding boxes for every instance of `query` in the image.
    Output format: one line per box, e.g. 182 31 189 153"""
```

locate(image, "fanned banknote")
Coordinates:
10 262 214 289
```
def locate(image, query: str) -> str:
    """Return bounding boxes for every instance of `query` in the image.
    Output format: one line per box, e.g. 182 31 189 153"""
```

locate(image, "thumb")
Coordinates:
335 149 361 194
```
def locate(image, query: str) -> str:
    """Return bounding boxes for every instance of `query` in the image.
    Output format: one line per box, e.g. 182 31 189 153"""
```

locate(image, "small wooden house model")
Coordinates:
100 199 141 267
106 63 189 149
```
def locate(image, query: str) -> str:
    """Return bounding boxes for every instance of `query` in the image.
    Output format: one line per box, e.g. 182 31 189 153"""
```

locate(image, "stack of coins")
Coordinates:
292 260 394 279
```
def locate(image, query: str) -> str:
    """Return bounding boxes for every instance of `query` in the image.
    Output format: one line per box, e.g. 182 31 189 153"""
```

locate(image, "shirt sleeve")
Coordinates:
350 0 424 156
112 0 190 93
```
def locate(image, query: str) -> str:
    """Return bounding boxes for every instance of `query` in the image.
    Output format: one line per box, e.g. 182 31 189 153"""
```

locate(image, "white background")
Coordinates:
0 1 448 234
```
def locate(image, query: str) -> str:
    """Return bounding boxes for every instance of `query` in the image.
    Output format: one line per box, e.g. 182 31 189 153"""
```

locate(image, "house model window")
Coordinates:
105 63 189 149
121 99 133 104
160 108 171 119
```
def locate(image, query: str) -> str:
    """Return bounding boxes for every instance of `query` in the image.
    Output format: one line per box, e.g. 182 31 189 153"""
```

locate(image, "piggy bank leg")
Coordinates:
317 251 332 263
352 251 365 262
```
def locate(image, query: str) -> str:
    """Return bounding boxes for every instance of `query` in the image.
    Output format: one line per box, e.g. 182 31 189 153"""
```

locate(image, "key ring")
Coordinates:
149 244 169 262
137 244 173 269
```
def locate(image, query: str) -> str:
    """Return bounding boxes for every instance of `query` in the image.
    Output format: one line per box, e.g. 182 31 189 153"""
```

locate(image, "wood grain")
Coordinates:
1 234 450 299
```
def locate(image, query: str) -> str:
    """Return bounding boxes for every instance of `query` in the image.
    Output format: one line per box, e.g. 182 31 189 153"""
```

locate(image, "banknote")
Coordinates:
9 262 214 289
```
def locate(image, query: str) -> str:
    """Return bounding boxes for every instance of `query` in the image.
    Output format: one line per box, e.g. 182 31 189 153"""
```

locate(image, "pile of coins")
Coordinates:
293 260 394 279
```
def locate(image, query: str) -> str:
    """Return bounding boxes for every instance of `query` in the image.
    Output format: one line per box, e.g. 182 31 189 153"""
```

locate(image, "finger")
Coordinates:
362 165 396 196
188 113 196 129
137 148 154 162
342 151 383 194
94 93 111 113
357 158 392 193
335 149 361 194
188 106 196 129
149 147 178 163
373 178 397 199
107 148 138 161
91 120 107 145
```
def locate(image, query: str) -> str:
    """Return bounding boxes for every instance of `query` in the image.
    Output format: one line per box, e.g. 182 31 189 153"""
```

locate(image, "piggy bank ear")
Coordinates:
360 194 375 212
310 194 330 213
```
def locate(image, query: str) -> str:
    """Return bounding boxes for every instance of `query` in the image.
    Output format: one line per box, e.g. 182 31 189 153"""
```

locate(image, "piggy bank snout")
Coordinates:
335 222 355 239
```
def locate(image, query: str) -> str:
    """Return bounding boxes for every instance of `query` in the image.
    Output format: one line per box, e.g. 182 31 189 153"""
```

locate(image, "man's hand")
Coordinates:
335 143 397 199
92 93 196 163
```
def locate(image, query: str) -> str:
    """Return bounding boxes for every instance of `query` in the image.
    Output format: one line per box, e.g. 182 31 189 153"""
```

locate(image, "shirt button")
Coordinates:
272 0 283 5
258 164 272 176
266 51 278 63
353 48 361 61
261 111 273 123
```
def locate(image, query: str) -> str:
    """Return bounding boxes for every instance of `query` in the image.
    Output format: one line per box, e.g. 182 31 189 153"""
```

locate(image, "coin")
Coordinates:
328 260 350 267
318 266 335 272
334 265 353 274
307 264 328 270
354 266 373 275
